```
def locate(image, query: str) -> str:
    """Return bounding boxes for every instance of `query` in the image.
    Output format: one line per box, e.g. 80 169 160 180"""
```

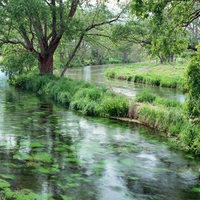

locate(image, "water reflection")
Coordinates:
65 65 185 102
0 72 199 200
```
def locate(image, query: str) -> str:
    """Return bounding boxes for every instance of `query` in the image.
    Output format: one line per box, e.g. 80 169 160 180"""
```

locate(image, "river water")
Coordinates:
0 71 200 200
65 65 186 102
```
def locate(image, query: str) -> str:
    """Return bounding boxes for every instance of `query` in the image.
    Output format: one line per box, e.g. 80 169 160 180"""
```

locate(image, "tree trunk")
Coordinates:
60 35 84 77
39 53 54 74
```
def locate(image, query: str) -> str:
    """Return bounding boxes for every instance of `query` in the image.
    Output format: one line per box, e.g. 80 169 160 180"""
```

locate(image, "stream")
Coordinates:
0 70 199 200
65 64 186 102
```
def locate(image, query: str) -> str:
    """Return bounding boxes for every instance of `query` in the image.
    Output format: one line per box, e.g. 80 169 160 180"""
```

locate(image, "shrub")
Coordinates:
135 91 157 103
105 69 116 79
72 87 103 102
153 97 182 108
185 52 200 120
100 95 129 117
82 101 99 116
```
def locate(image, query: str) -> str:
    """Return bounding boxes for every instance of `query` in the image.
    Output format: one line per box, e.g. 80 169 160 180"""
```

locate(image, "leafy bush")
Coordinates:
185 52 200 120
104 69 116 79
100 95 129 117
153 97 182 108
2 45 37 78
138 104 188 136
135 91 157 103
72 87 103 102
135 91 182 108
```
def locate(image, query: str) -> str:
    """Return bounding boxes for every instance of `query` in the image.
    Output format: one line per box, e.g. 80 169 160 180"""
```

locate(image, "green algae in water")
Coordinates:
14 189 39 200
35 165 60 174
0 179 10 188
54 144 71 151
32 152 53 163
0 174 14 180
13 153 32 161
60 195 72 200
54 129 63 134
191 188 200 193
3 188 14 199
64 157 79 163
29 141 45 148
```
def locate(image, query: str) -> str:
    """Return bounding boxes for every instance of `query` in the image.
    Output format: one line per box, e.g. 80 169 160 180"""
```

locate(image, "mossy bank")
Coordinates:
9 74 200 154
105 62 187 89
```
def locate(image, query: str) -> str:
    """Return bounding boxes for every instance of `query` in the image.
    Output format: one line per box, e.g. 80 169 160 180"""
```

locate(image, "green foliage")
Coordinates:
100 94 129 117
9 74 57 94
138 104 188 136
1 45 37 78
135 91 157 103
11 73 129 118
0 179 10 189
153 97 182 108
185 49 200 120
130 1 194 63
135 91 182 108
105 62 185 89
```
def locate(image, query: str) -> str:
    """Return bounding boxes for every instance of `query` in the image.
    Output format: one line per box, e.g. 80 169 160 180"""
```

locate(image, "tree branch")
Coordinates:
68 0 80 18
60 34 84 77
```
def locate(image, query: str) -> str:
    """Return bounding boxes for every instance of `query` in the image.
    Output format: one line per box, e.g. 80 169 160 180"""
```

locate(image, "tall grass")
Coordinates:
132 91 200 153
10 74 129 118
105 62 186 89
134 91 183 108
10 73 200 154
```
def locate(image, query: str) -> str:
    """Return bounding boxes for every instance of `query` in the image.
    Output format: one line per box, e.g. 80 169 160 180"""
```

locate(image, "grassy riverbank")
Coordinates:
105 62 187 89
9 73 200 154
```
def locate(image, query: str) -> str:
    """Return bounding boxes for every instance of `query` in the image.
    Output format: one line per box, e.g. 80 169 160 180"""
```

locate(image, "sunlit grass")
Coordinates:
105 61 188 89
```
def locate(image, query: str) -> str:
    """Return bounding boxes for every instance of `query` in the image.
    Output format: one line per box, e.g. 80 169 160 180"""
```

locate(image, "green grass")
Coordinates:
10 74 129 118
129 91 200 153
0 56 3 64
9 73 200 154
105 61 187 89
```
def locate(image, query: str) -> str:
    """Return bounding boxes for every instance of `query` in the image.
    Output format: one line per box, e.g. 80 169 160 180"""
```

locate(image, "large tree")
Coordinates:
0 0 126 75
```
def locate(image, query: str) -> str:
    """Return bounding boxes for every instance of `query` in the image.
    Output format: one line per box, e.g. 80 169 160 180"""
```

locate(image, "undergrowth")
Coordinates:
9 74 129 118
105 62 185 89
9 74 200 154
132 91 200 153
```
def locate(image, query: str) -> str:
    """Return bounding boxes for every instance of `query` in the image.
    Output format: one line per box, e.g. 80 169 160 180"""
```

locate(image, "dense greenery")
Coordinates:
0 0 128 75
10 74 129 118
105 62 186 89
185 47 200 120
9 73 200 154
1 45 37 78
0 0 199 154
1 1 200 198
130 91 200 153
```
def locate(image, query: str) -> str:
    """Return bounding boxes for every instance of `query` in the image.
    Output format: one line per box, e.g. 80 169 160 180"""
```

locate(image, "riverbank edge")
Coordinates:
9 73 200 154
104 62 186 90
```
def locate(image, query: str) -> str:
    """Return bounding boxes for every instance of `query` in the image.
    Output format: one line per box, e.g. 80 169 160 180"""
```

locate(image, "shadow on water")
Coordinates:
0 72 199 200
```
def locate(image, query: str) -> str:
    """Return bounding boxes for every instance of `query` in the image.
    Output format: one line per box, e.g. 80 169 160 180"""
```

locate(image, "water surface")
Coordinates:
65 64 185 102
0 72 199 200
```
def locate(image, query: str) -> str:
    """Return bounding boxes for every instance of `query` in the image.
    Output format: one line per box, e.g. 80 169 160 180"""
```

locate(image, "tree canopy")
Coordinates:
0 0 127 75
